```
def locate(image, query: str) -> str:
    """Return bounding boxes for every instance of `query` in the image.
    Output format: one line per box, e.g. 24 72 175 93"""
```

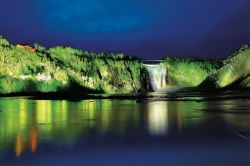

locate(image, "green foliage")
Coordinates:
0 36 145 94
162 57 222 87
200 46 250 88
0 76 66 94
223 44 250 65
34 43 47 53
0 36 10 47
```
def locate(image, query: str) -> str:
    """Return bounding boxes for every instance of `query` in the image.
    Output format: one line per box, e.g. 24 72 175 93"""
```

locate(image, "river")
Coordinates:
0 91 249 165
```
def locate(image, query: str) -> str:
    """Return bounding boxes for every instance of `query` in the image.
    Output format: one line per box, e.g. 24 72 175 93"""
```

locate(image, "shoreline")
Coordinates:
0 88 249 101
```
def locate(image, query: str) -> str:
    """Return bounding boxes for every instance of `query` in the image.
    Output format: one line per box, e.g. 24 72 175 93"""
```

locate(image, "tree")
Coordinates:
34 43 46 53
0 36 10 47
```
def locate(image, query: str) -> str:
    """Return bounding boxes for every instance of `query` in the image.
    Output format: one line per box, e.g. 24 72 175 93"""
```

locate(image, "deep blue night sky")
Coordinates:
0 0 250 59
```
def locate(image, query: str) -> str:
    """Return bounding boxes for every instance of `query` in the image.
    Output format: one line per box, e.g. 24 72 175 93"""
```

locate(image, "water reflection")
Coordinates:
0 97 249 161
15 132 24 157
0 99 142 157
147 101 169 136
30 128 38 153
206 100 250 129
177 111 182 135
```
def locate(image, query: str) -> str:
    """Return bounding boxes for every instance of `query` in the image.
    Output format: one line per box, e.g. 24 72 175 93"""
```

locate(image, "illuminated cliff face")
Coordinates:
0 37 146 94
200 47 250 89
216 48 250 88
145 64 167 91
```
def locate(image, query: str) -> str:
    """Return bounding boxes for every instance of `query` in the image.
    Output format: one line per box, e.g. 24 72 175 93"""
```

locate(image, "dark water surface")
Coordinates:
0 91 249 166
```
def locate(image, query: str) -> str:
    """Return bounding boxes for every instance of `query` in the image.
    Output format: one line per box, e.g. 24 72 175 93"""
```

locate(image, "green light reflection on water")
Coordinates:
0 97 249 158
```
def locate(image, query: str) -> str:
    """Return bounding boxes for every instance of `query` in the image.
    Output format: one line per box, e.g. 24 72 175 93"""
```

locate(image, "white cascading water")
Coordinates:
145 64 167 91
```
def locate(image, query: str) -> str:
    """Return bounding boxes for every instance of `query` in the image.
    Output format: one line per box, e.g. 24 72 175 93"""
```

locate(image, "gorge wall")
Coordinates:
199 45 250 89
0 36 148 94
0 36 249 95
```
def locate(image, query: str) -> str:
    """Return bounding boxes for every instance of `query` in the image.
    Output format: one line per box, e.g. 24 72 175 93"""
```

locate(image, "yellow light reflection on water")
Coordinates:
36 100 52 124
87 101 95 128
61 100 67 123
15 133 24 157
18 99 27 129
148 102 169 136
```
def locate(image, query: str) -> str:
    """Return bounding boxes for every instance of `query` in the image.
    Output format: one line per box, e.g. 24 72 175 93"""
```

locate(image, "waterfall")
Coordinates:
145 64 167 91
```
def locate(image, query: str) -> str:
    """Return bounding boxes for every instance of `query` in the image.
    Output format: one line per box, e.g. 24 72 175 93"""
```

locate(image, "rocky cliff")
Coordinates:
0 36 147 94
199 45 250 89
